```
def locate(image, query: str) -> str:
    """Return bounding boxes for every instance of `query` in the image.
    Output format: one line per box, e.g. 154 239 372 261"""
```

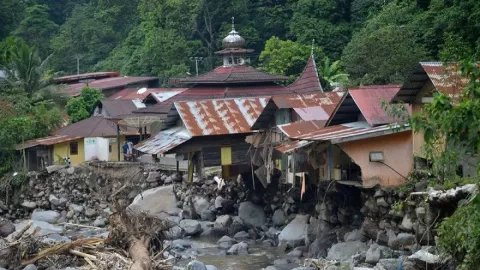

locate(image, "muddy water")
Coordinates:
176 238 297 270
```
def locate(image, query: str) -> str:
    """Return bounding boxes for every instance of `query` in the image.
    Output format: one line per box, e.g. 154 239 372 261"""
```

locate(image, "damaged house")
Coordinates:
251 85 412 188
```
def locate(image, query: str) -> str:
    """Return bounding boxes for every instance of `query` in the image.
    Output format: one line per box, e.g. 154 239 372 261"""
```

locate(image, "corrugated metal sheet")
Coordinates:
274 140 313 154
134 127 191 155
179 65 288 84
294 107 329 121
108 88 186 100
276 120 329 138
175 97 269 136
278 121 410 143
55 72 120 83
272 92 344 116
421 62 470 97
17 135 83 150
150 89 188 103
58 76 158 97
348 85 401 126
55 116 139 137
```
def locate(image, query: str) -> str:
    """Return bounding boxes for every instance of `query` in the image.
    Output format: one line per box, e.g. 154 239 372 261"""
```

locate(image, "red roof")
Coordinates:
55 72 120 84
58 76 158 97
175 97 270 136
178 65 288 84
272 92 344 116
214 48 254 55
348 85 402 126
286 55 323 94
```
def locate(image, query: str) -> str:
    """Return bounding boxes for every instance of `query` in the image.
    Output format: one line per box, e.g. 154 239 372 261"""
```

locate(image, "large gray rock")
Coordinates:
179 219 202 236
217 236 236 249
186 260 207 270
374 258 402 270
215 196 225 209
389 233 415 249
326 241 368 261
23 265 38 270
21 201 37 209
127 185 179 219
166 226 183 240
272 209 287 226
227 242 248 255
399 215 414 232
193 195 210 216
345 229 368 242
68 203 84 213
278 214 309 247
307 230 337 258
31 210 61 224
238 201 266 228
361 219 380 240
200 210 214 221
48 194 63 206
365 244 382 264
215 215 232 227
408 249 441 265
0 220 15 237
146 171 161 183
234 231 250 241
205 265 217 270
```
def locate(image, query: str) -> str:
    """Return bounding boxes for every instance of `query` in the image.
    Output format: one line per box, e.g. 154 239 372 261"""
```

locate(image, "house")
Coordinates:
92 99 146 117
18 116 142 170
392 62 477 177
263 85 412 188
55 71 159 97
135 97 270 180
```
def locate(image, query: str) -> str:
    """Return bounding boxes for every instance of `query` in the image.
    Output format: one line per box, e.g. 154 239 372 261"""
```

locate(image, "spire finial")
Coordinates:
311 38 315 56
231 16 235 31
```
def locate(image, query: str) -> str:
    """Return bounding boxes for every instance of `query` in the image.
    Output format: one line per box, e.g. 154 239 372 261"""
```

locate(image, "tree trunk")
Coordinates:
128 236 151 270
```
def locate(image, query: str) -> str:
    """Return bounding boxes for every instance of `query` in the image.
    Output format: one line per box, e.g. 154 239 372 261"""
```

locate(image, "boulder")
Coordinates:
84 208 96 218
201 227 227 238
361 219 380 240
272 209 287 226
23 265 38 270
192 195 210 216
307 217 333 242
186 260 207 270
287 249 303 258
69 204 84 214
278 214 309 247
229 217 246 235
93 217 107 227
215 215 232 227
179 219 202 236
399 215 414 232
217 236 236 249
365 244 382 264
234 231 250 241
374 258 402 270
227 242 248 255
48 195 63 206
200 210 214 221
127 185 178 219
238 201 266 228
326 241 368 261
0 220 15 237
205 265 217 270
215 196 225 209
345 229 368 242
307 231 337 258
266 227 281 240
172 239 191 248
389 233 415 249
166 226 183 240
21 201 37 209
31 210 61 224
146 171 161 183
376 197 389 207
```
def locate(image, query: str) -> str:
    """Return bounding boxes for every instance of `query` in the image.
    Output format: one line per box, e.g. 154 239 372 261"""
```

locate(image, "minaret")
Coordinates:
217 17 252 67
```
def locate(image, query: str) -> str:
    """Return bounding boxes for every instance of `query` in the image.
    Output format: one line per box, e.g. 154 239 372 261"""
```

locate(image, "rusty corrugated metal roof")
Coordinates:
58 76 158 97
274 140 313 154
55 72 120 83
17 135 83 150
55 116 140 137
393 62 474 103
177 65 288 84
134 127 191 155
175 97 269 136
278 121 410 143
286 55 324 94
272 92 344 116
348 85 401 126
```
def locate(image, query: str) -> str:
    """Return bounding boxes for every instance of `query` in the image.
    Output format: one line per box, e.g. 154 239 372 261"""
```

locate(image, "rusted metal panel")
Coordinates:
175 97 269 136
179 65 288 84
293 107 329 121
286 55 324 94
421 62 470 97
18 135 83 150
276 120 329 138
134 127 191 155
278 121 410 143
348 85 401 126
272 92 344 116
275 140 313 154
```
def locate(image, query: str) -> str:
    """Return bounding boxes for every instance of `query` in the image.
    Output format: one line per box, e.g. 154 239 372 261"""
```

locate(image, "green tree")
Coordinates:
0 0 25 41
259 37 324 80
13 5 59 58
341 25 428 85
0 41 54 97
289 0 352 59
318 57 349 90
66 87 104 123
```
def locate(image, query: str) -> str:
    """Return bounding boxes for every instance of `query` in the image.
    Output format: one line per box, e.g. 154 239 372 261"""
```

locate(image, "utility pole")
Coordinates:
190 57 204 76
75 55 81 75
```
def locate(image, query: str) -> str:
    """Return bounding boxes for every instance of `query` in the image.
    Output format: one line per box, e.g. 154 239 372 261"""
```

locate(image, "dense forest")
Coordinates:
1 0 480 86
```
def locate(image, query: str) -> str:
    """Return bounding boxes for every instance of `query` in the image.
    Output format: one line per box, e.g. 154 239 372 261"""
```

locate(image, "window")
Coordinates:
109 144 112 153
221 146 232 165
70 142 78 155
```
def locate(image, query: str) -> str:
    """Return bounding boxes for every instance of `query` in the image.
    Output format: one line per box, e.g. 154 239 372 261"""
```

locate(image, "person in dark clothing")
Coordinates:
122 142 130 161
